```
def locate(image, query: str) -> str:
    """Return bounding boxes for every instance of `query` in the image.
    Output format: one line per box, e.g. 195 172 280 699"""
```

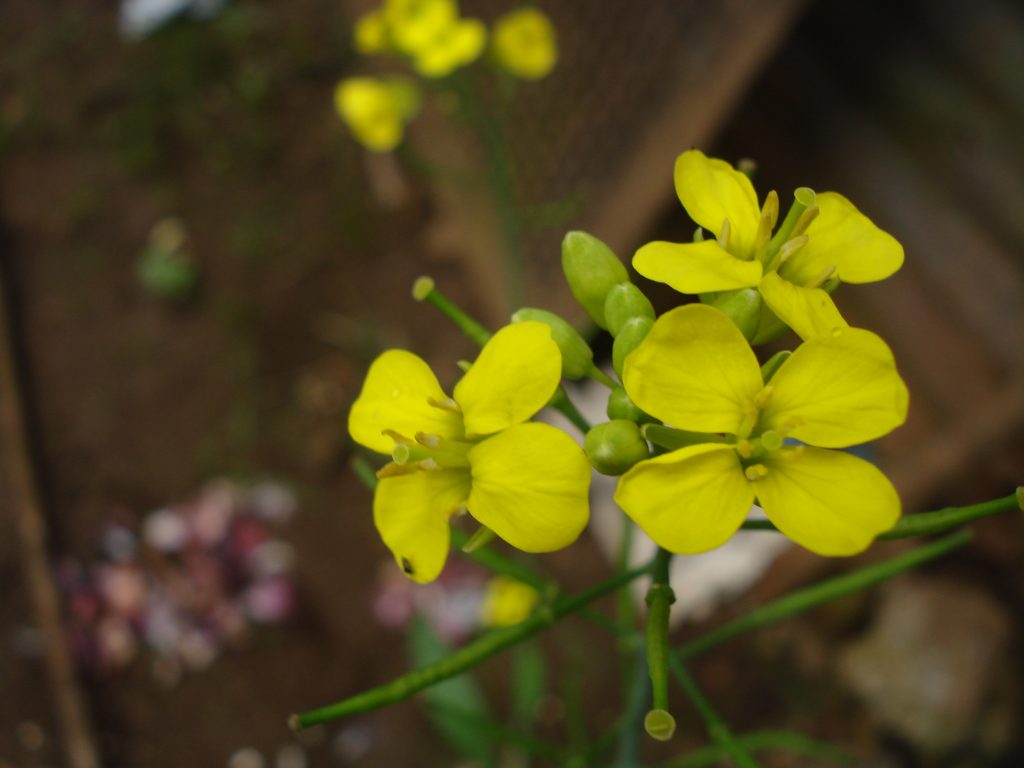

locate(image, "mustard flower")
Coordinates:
616 304 908 556
348 323 590 583
479 576 540 627
633 150 904 341
373 0 485 78
491 7 557 80
334 76 421 152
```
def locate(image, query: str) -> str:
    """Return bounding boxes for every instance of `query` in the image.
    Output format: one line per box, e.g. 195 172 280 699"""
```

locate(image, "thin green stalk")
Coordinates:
669 657 759 767
656 729 853 767
611 649 649 768
644 548 675 740
550 386 592 433
676 530 971 662
739 490 1021 538
351 454 380 491
290 561 654 730
450 527 553 593
412 277 492 347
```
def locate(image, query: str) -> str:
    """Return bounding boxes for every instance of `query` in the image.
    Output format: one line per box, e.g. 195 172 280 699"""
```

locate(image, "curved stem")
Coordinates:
738 490 1021 539
670 657 760 767
291 561 654 730
676 529 970 662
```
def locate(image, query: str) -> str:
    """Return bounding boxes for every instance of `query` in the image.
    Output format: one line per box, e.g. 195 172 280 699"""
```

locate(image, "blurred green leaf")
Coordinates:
408 618 495 766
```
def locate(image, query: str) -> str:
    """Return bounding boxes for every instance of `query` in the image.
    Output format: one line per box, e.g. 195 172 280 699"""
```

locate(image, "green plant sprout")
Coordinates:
292 147 1023 765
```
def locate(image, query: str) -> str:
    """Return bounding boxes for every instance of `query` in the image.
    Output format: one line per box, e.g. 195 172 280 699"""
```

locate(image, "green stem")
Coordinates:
656 729 853 767
669 657 760 767
291 562 654 730
676 530 971 662
645 549 674 723
412 276 492 347
588 365 618 389
451 72 525 307
738 490 1022 539
550 386 592 433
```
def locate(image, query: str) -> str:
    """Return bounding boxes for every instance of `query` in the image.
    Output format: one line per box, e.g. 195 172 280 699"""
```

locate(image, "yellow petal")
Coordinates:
614 444 753 554
348 349 464 454
454 322 561 437
780 192 904 286
763 327 909 447
623 304 762 434
373 468 471 583
758 271 847 341
675 150 762 259
467 423 590 552
757 447 900 555
633 240 762 293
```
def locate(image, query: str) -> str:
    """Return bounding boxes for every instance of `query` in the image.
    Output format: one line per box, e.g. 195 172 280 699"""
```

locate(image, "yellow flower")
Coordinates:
348 323 591 583
334 76 421 152
353 10 388 54
616 304 908 556
380 0 486 78
479 576 540 627
491 7 557 80
633 150 904 341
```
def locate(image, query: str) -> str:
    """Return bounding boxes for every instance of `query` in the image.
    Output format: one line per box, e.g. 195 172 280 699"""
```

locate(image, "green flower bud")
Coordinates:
702 287 761 341
612 316 654 377
606 386 654 423
604 282 655 337
583 419 649 475
561 231 629 329
511 307 594 379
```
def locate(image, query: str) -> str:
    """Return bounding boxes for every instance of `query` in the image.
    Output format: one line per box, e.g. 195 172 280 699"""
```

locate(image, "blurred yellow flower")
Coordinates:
354 0 486 78
348 323 591 583
334 76 421 152
491 7 557 80
480 576 540 627
617 304 908 556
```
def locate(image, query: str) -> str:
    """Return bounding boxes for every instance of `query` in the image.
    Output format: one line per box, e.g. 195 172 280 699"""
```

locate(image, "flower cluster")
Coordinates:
349 151 909 584
335 1 558 151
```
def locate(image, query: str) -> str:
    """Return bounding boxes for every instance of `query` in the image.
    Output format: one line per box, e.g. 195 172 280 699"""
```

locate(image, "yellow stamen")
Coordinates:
790 204 820 238
382 429 415 446
376 461 416 478
427 396 461 413
777 235 809 265
415 432 442 448
735 439 754 459
804 265 837 289
744 464 769 481
717 217 732 250
755 190 779 248
753 385 775 409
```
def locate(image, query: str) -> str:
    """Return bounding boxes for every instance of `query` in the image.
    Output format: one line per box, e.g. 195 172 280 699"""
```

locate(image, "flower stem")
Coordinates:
550 385 592 433
644 548 676 740
290 562 654 730
676 529 971 662
412 276 492 347
738 490 1021 539
669 657 760 767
